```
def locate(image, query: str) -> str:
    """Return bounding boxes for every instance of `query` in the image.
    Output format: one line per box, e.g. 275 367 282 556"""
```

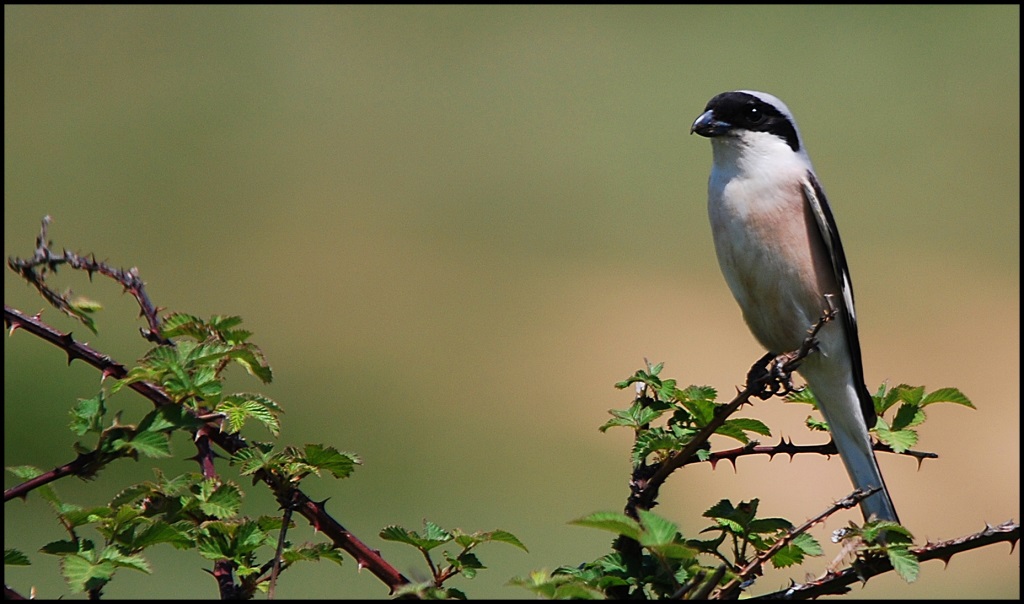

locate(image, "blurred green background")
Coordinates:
4 6 1018 599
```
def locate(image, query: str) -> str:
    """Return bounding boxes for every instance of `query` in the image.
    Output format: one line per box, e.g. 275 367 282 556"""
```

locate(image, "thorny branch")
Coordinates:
626 307 836 518
753 520 1019 600
5 218 410 595
7 216 169 345
713 487 882 599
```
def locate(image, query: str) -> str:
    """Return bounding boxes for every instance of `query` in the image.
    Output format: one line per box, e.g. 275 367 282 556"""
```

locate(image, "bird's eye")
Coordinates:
745 106 765 125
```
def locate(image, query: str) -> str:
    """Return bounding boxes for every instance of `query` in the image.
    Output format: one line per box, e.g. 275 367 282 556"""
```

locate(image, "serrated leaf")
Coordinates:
880 384 924 414
703 498 758 525
40 540 81 555
122 430 172 459
638 509 679 547
233 521 268 555
303 444 360 479
69 392 106 436
887 546 920 582
137 405 202 433
600 401 669 432
875 419 918 454
422 520 452 543
747 517 792 535
100 548 151 573
920 387 975 408
769 532 822 568
379 525 417 546
197 482 242 519
722 417 771 437
132 521 194 549
6 465 45 480
805 416 829 432
861 520 914 545
770 542 805 568
569 512 642 542
61 553 115 593
230 347 273 383
791 531 823 556
785 388 818 406
159 313 206 339
632 429 685 465
890 402 925 431
456 551 484 571
62 506 113 528
379 523 450 552
679 398 716 426
483 530 528 552
5 549 31 565
209 314 244 332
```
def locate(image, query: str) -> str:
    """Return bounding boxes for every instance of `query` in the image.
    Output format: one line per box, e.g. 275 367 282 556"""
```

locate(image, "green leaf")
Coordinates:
230 346 273 384
861 520 914 545
769 533 822 568
423 520 452 543
69 392 106 436
6 465 44 480
890 402 925 431
805 415 829 432
880 384 924 414
159 313 207 339
99 548 151 574
5 549 31 566
570 512 642 542
679 398 716 427
920 387 975 408
61 553 115 593
887 546 920 583
132 521 194 550
638 509 679 547
785 388 818 406
792 531 823 556
233 521 268 555
379 522 451 552
303 444 360 479
483 530 528 552
600 400 670 432
703 499 758 527
137 405 203 433
218 393 282 436
632 428 685 465
62 506 114 529
722 417 771 437
509 571 605 600
282 542 345 566
66 297 100 334
770 542 805 568
40 540 81 556
129 429 173 458
874 418 918 453
196 481 242 519
746 517 793 535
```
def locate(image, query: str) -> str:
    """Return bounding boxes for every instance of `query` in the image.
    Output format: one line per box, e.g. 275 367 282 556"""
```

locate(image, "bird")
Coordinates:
690 90 898 523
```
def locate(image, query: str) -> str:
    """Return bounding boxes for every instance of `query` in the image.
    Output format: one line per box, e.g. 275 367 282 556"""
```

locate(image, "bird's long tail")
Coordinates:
802 370 899 523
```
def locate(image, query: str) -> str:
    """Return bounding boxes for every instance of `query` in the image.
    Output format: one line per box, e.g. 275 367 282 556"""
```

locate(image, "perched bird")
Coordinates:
690 90 898 523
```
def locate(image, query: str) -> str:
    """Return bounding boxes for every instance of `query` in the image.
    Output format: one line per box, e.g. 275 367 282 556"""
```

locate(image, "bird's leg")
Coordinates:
747 351 801 400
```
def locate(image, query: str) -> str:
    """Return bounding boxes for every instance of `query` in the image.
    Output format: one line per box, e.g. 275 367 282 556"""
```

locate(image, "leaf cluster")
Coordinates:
380 520 528 599
514 362 965 599
7 466 343 597
605 360 770 465
516 499 823 599
786 382 973 452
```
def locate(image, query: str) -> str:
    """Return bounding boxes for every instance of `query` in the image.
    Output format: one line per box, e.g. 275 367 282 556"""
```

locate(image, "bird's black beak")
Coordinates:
690 110 731 137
